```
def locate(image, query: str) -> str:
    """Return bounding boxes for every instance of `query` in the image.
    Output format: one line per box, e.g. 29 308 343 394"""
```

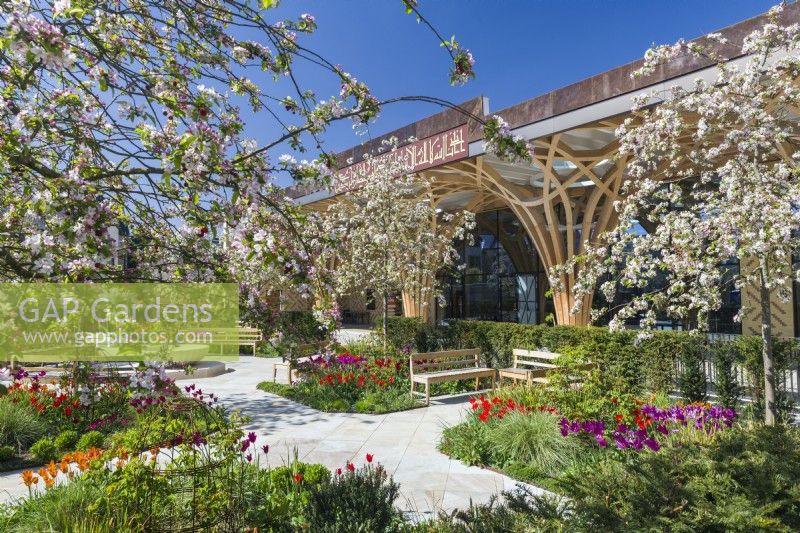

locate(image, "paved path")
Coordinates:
0 356 538 518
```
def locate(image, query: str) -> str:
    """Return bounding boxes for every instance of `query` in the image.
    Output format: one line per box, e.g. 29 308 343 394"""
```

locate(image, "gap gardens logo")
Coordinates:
0 283 239 363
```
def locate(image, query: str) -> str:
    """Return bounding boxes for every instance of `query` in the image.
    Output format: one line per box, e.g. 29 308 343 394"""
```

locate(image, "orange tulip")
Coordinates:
21 470 36 487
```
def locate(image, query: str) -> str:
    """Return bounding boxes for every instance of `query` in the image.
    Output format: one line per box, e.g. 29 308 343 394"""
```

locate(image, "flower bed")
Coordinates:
257 343 421 413
4 394 405 533
446 391 740 475
439 386 800 531
258 342 432 413
0 362 214 471
559 402 736 451
258 338 491 413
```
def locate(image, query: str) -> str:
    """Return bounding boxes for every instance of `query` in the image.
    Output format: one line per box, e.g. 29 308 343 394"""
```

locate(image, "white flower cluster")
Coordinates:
128 362 170 398
564 5 800 338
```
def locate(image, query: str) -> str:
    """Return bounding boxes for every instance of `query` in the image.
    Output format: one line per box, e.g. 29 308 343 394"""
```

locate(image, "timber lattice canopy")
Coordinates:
422 118 627 325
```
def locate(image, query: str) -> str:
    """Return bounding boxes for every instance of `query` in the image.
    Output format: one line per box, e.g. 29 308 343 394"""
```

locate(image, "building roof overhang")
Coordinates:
292 4 800 207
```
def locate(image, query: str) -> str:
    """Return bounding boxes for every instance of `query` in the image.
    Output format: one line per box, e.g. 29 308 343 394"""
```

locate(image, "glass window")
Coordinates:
438 209 540 324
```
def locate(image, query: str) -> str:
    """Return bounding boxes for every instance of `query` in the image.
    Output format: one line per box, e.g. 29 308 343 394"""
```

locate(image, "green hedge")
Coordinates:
375 316 444 352
381 317 798 414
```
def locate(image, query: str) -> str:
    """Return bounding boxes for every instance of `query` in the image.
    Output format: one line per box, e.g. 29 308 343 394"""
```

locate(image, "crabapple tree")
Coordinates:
560 5 800 425
320 148 475 347
0 0 533 333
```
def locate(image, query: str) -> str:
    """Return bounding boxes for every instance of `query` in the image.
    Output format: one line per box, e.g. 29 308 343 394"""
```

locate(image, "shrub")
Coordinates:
439 422 492 466
76 431 104 451
677 336 708 402
557 425 800 531
0 476 125 532
0 444 15 461
54 430 79 452
29 437 58 463
306 463 402 533
637 332 682 394
270 462 330 488
0 397 49 452
277 311 327 344
545 343 622 420
418 488 570 533
711 340 742 409
378 316 444 352
737 336 797 422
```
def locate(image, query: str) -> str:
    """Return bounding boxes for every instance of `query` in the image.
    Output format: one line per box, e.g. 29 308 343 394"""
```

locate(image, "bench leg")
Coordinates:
253 343 256 356
272 365 277 383
491 374 496 391
474 377 479 391
425 382 430 406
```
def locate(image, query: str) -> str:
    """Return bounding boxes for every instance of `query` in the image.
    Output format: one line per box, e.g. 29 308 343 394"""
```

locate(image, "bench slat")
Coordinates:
412 359 478 370
412 368 495 384
412 349 479 361
412 367 493 378
516 361 560 368
513 349 558 360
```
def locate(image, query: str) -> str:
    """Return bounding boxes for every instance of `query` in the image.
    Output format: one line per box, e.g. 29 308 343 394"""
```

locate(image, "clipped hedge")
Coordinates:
375 316 444 353
381 317 798 413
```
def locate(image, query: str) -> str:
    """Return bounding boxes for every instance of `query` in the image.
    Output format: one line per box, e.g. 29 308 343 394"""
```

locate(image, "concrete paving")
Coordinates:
0 356 541 518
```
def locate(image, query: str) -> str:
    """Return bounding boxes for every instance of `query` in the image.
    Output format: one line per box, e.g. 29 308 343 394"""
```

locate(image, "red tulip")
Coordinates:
366 453 373 463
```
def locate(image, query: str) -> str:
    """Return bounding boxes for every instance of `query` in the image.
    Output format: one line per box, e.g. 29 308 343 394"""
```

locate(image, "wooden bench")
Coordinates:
272 341 326 383
498 349 561 386
410 349 496 405
210 327 263 356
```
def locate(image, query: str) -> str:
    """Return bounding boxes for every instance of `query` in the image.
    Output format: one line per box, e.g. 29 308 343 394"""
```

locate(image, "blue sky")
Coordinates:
251 1 777 186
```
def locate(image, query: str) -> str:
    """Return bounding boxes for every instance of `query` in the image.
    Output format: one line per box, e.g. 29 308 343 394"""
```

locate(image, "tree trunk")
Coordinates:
759 260 777 426
382 291 389 352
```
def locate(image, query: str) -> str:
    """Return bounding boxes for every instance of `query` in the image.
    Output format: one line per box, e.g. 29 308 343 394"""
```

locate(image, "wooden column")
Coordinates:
740 257 796 337
401 286 434 322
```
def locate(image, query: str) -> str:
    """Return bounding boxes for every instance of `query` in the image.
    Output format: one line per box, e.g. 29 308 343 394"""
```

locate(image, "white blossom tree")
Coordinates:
0 0 532 332
560 4 800 425
320 145 475 347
